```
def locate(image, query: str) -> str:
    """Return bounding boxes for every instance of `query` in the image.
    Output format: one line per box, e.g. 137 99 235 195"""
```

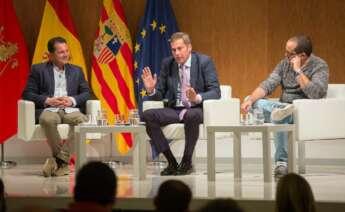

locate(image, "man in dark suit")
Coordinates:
22 37 90 177
142 32 220 175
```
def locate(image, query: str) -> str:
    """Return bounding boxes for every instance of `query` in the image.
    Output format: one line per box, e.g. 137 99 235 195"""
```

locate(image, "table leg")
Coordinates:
133 132 146 180
234 180 242 198
207 182 216 197
262 131 272 182
207 130 216 181
75 129 86 175
233 131 242 179
288 130 296 173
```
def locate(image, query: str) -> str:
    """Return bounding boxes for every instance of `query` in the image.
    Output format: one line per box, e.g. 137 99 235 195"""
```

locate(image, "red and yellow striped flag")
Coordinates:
91 0 136 154
32 0 87 78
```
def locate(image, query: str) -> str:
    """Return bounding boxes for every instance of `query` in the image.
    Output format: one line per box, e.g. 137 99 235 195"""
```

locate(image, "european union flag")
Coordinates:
134 0 179 112
134 0 179 159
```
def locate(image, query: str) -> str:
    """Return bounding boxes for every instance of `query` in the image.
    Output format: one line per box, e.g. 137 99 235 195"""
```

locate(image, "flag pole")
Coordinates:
0 143 16 168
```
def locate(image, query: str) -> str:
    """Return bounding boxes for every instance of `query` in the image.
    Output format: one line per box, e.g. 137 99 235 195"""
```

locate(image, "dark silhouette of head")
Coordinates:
198 198 244 212
154 180 192 212
276 173 316 212
0 178 6 212
74 161 117 208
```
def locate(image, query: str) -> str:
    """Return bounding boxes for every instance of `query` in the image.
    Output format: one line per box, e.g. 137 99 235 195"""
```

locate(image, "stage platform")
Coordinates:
2 162 345 211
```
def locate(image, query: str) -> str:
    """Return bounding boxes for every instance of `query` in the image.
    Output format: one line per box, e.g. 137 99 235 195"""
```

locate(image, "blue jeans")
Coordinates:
250 99 293 163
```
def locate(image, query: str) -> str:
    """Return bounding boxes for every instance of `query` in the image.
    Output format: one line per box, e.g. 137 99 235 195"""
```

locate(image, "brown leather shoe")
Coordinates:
53 163 70 177
42 158 58 177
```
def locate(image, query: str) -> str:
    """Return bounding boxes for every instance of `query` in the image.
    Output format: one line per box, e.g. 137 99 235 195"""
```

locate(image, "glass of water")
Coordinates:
86 114 96 125
254 108 265 125
129 109 140 125
97 109 108 126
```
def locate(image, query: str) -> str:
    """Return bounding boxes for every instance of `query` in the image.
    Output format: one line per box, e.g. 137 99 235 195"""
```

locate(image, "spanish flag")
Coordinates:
91 0 135 154
32 0 87 79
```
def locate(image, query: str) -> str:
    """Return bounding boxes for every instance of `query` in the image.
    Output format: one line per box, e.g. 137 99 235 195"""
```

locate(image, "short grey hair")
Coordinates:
170 32 192 45
288 35 313 56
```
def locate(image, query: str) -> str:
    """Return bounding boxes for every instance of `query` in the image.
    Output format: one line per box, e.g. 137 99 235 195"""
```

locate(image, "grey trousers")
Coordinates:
39 110 87 163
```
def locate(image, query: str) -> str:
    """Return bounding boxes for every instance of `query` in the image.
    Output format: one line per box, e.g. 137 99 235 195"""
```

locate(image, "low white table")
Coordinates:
74 125 147 180
207 123 295 182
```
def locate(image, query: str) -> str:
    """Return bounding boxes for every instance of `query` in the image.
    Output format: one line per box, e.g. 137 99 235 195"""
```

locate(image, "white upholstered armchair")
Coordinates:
142 85 240 160
293 84 345 173
17 100 101 141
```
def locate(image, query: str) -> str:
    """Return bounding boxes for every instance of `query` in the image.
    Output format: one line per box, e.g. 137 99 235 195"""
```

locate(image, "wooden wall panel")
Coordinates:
12 0 345 100
171 0 268 99
68 0 101 78
13 0 45 63
268 0 345 84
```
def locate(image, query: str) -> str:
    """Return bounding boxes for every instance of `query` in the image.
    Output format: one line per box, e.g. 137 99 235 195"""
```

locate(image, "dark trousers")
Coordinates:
142 107 203 163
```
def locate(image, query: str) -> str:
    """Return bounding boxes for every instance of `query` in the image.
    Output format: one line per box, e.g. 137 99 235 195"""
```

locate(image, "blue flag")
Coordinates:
134 0 179 159
134 0 179 111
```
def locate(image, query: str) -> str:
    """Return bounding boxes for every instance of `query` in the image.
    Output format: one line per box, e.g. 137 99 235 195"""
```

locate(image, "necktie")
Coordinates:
180 65 191 108
179 65 190 121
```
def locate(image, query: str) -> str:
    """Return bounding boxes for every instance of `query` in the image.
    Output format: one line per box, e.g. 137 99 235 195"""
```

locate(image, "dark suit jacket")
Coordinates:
148 52 221 107
22 62 91 122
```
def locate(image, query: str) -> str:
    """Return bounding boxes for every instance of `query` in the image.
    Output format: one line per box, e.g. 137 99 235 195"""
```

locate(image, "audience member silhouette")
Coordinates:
68 161 117 212
154 180 192 212
0 178 6 212
276 173 316 212
198 198 244 212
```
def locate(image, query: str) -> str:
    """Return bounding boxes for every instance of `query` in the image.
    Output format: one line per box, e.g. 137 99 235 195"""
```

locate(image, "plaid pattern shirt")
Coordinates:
260 54 329 103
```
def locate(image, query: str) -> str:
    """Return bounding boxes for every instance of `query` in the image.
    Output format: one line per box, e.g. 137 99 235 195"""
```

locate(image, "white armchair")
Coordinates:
143 85 240 161
293 84 345 173
17 100 101 141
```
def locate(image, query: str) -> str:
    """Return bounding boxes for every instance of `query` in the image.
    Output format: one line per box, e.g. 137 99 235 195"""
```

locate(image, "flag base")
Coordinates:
0 143 16 169
0 161 16 169
103 160 123 169
149 160 167 168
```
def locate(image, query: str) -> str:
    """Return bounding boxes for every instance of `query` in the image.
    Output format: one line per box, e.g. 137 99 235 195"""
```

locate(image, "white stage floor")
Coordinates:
2 162 345 211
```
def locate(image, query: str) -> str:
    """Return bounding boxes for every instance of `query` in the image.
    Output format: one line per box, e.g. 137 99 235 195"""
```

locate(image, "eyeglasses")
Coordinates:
285 50 297 60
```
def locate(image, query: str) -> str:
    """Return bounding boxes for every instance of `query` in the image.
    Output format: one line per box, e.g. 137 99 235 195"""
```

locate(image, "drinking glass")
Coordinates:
254 108 265 125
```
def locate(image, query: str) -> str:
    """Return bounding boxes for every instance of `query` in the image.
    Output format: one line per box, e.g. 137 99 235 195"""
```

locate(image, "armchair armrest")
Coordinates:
142 101 164 112
293 98 345 141
86 100 101 116
17 100 36 141
85 100 102 139
203 98 240 126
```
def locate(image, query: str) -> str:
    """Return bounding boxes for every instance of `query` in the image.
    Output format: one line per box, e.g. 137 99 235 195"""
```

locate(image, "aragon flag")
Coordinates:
32 0 87 79
91 0 136 154
0 0 29 143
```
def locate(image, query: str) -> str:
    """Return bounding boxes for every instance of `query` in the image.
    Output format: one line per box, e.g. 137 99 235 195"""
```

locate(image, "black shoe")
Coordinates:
160 164 178 176
176 162 194 175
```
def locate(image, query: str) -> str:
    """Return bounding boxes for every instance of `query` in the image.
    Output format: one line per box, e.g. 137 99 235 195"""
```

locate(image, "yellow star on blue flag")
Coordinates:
134 0 179 117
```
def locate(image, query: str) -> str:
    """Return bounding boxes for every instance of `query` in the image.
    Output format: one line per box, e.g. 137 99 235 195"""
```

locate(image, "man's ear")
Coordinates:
47 52 53 61
300 52 307 59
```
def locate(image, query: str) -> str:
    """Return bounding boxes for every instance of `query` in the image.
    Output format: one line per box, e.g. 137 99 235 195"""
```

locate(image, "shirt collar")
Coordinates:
53 64 65 73
179 54 192 69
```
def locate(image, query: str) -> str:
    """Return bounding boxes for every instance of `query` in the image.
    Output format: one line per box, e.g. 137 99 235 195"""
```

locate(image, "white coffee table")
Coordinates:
74 124 147 180
207 123 295 182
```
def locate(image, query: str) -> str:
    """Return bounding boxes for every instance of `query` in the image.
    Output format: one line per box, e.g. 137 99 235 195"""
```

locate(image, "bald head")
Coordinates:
288 35 313 57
